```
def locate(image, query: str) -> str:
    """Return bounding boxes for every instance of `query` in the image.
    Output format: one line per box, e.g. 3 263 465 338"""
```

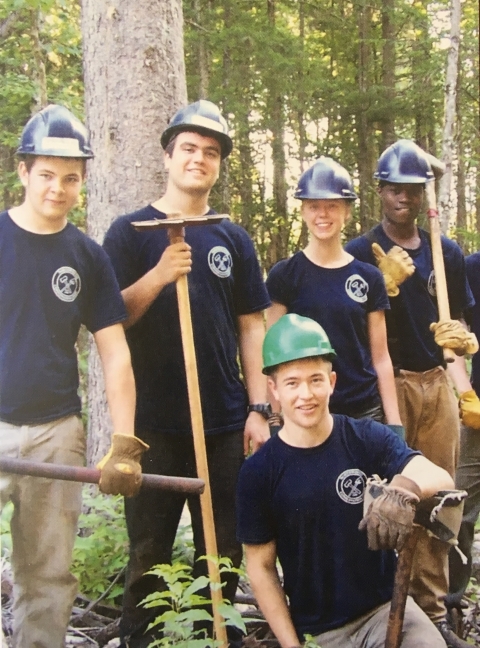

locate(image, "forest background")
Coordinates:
0 0 480 638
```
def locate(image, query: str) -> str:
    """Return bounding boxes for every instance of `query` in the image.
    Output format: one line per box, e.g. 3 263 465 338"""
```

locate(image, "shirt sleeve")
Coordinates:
367 265 390 313
443 238 475 319
236 452 275 545
84 245 127 333
103 216 143 290
266 259 290 306
231 225 271 315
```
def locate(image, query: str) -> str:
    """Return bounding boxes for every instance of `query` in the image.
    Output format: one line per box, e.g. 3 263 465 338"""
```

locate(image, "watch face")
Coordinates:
248 404 272 419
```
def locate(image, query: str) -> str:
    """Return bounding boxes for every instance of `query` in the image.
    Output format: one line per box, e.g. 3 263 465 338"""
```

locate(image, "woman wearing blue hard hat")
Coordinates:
266 156 403 433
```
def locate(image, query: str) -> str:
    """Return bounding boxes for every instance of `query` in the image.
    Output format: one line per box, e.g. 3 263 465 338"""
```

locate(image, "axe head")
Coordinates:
132 213 229 232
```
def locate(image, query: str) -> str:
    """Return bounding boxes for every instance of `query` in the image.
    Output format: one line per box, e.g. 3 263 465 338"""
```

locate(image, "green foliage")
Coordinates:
141 557 248 648
0 501 13 556
70 489 129 604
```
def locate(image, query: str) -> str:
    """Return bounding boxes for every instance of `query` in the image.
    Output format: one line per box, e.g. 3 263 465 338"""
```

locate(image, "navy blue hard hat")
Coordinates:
295 157 357 201
17 105 94 159
161 100 233 159
374 139 434 184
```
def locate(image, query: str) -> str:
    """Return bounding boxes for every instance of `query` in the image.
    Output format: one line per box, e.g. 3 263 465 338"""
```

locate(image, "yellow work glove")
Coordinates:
429 320 479 356
459 390 480 430
97 434 150 497
372 242 415 297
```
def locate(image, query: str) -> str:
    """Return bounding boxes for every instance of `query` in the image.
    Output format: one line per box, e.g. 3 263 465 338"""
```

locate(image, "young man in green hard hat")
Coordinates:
236 313 454 648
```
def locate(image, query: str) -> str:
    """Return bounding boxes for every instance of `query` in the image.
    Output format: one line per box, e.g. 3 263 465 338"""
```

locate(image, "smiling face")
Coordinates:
377 182 424 227
164 130 222 196
268 357 336 430
18 156 84 231
300 198 351 243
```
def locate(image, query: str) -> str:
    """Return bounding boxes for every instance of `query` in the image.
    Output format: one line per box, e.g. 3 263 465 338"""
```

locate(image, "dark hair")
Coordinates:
164 133 179 157
21 156 86 176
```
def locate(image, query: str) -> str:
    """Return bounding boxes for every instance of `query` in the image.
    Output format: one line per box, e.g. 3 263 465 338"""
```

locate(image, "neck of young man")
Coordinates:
381 217 421 250
279 413 334 448
152 185 211 218
303 237 352 269
8 203 67 235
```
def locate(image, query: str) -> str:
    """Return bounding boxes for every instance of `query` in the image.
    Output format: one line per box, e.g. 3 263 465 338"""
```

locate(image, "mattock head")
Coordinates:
131 213 230 243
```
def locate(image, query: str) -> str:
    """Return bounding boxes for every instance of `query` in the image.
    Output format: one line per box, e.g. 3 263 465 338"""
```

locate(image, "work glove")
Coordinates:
97 434 150 497
429 320 479 356
459 390 480 430
358 475 421 551
372 242 415 297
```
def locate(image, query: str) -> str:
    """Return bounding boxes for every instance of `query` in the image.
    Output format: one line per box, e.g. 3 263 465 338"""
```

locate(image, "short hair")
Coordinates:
267 356 333 381
164 133 179 157
21 156 87 177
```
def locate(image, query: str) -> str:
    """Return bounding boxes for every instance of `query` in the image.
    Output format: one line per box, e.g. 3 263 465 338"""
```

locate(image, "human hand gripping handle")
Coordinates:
371 242 415 297
97 434 150 497
358 475 421 551
459 390 480 430
429 320 479 356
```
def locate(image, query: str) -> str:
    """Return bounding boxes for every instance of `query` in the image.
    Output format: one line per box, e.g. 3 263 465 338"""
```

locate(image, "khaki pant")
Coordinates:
311 597 446 647
0 415 85 648
395 367 459 622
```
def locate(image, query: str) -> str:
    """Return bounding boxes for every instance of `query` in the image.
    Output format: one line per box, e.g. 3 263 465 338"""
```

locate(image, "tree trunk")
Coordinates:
438 0 461 233
380 0 395 150
82 0 187 465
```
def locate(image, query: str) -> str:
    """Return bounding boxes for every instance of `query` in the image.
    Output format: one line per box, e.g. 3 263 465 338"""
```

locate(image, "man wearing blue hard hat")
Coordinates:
0 105 146 648
346 139 476 647
103 100 270 647
236 313 453 648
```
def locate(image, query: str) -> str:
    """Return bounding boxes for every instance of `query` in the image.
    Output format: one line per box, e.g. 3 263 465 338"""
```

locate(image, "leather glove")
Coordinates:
429 320 479 356
372 242 415 297
97 434 150 497
459 390 480 430
358 475 421 551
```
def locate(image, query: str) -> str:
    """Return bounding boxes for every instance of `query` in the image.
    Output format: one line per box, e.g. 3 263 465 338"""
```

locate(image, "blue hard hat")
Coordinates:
161 100 233 159
374 139 434 184
17 105 94 158
295 157 357 201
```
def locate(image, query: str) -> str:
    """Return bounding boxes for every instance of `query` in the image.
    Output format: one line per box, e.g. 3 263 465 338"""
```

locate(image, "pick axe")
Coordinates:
423 152 455 364
132 213 230 647
364 478 467 648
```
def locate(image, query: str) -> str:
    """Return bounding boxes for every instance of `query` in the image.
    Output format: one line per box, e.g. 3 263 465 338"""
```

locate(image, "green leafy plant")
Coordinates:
71 488 129 603
0 501 13 556
141 557 248 648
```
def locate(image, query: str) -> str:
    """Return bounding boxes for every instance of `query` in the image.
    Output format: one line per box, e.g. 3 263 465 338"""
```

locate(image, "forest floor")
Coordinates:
2 533 480 647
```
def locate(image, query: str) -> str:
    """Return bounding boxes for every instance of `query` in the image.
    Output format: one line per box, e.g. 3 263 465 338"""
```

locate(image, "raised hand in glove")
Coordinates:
459 390 480 430
372 242 415 297
429 320 479 356
97 434 149 497
358 475 421 551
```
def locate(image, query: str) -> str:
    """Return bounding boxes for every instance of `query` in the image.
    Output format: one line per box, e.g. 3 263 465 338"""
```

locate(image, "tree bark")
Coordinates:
82 0 187 465
438 0 461 233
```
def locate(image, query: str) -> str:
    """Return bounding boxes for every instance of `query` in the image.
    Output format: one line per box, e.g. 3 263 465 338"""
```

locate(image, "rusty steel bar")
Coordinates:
0 457 204 494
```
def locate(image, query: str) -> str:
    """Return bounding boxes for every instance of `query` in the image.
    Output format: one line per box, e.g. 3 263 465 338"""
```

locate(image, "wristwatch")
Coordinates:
247 403 272 420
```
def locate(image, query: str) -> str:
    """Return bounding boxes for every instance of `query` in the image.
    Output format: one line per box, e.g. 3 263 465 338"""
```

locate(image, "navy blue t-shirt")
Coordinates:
236 415 419 638
466 253 480 394
346 225 474 372
103 205 270 435
267 253 389 415
0 211 127 425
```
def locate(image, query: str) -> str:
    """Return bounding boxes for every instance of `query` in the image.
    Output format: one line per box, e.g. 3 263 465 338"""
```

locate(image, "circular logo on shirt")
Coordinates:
428 270 436 297
52 266 81 302
336 469 366 504
208 246 232 278
345 274 369 303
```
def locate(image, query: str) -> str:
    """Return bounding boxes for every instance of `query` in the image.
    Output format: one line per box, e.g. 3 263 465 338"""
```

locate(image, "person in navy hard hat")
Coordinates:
267 156 403 436
346 139 476 648
103 100 270 647
0 105 145 648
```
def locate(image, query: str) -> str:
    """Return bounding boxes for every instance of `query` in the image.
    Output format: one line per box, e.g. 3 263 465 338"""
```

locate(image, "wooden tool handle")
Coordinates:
168 224 228 647
425 182 455 364
385 526 421 648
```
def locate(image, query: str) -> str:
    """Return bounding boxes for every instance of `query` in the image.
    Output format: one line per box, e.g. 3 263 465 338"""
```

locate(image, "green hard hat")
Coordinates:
262 314 336 374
